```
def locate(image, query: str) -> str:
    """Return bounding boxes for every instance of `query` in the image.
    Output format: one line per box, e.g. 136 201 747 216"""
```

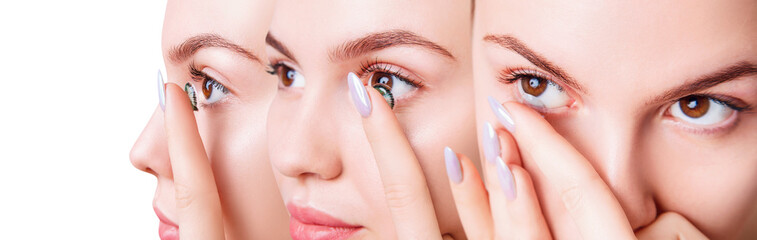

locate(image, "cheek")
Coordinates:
651 152 757 238
402 88 477 235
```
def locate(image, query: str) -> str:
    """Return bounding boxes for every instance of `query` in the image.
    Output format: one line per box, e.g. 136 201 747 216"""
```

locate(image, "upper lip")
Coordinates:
287 203 361 228
153 206 178 228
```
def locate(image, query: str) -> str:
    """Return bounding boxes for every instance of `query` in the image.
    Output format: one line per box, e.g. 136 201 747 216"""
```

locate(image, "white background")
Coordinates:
0 1 164 239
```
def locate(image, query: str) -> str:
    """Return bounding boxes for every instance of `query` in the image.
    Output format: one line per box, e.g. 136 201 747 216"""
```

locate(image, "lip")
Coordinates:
287 203 363 240
154 206 179 240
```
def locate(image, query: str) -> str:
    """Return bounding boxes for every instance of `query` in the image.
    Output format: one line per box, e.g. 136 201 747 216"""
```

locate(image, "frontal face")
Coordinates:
266 0 476 238
130 0 289 239
475 0 757 238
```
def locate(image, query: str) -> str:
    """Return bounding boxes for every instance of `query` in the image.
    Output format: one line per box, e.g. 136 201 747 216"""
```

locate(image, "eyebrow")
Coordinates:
168 33 261 64
649 61 757 104
265 33 298 63
483 34 585 93
330 30 455 62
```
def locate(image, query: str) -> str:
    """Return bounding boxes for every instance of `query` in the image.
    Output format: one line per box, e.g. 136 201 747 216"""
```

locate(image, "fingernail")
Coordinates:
496 157 516 200
158 69 166 111
348 72 371 117
488 96 515 133
481 122 501 163
444 147 462 183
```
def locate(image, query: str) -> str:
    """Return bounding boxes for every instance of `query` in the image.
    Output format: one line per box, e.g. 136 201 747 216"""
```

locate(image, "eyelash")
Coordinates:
684 93 751 112
189 63 230 108
497 67 562 90
357 58 424 88
497 66 751 113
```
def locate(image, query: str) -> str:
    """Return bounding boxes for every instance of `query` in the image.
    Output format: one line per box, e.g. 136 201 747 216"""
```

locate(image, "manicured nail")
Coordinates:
444 147 462 183
348 72 371 117
496 157 516 200
158 69 166 111
488 96 515 133
482 122 501 163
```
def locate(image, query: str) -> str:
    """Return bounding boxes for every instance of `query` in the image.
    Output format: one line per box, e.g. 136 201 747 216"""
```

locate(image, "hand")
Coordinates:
635 212 708 240
445 99 654 239
162 81 225 240
347 72 443 239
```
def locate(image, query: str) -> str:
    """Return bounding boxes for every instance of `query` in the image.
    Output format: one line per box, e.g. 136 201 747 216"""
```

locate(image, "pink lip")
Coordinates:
287 203 363 240
154 206 179 240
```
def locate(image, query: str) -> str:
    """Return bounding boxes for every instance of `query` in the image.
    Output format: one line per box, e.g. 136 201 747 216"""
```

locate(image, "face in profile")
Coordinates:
265 0 477 238
129 0 289 239
474 0 757 238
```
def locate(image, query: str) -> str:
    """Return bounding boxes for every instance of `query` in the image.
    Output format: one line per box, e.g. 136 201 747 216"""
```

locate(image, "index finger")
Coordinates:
163 79 224 240
348 72 442 238
489 97 634 239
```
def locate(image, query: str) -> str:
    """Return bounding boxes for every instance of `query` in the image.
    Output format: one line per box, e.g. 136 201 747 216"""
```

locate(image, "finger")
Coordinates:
481 123 551 239
164 82 224 240
348 73 441 238
489 97 634 238
635 212 708 240
445 149 494 239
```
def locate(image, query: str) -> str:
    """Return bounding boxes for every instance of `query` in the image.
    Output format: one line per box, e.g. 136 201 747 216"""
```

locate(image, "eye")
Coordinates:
272 63 305 88
368 72 416 99
202 77 229 104
515 75 572 109
360 61 421 100
189 65 230 106
670 95 735 126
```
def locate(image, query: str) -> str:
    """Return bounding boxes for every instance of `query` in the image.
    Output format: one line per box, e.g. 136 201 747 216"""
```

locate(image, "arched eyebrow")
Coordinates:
649 61 757 104
483 34 585 93
168 33 262 65
329 30 455 62
265 32 298 63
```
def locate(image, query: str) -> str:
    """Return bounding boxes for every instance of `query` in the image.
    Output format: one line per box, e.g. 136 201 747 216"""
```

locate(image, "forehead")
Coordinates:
162 0 272 53
269 0 470 61
477 0 757 98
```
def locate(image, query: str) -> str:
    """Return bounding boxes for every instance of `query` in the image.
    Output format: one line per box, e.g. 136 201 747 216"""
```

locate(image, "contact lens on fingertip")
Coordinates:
184 83 198 111
373 83 394 109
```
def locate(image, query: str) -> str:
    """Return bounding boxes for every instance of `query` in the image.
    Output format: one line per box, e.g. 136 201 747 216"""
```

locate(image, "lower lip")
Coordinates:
159 221 179 240
289 217 361 240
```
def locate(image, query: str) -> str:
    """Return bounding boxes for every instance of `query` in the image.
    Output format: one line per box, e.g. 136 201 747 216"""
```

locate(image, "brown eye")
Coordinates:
521 77 547 96
202 78 213 99
679 95 710 118
276 64 296 87
369 72 394 88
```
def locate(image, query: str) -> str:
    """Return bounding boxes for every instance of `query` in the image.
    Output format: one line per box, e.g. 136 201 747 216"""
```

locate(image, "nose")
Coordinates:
560 113 657 230
268 79 352 181
130 106 172 178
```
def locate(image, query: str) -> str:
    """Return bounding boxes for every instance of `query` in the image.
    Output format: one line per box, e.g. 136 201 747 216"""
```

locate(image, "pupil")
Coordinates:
286 70 296 79
380 76 390 84
529 78 540 88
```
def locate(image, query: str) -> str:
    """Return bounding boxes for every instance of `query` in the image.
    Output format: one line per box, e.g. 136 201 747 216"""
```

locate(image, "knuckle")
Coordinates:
559 183 587 215
382 182 422 210
173 182 196 210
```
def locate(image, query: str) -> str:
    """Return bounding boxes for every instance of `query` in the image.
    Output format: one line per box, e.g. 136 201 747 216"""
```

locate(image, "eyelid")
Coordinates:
356 59 425 88
267 58 302 75
188 64 235 93
187 64 234 109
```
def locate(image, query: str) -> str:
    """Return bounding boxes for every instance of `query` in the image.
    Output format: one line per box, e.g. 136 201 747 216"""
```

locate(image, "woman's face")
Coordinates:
474 0 757 238
129 0 289 239
266 0 477 238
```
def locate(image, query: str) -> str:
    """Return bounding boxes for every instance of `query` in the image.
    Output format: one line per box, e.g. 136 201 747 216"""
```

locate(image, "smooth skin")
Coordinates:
163 83 224 239
446 102 708 239
130 0 289 239
465 0 757 239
